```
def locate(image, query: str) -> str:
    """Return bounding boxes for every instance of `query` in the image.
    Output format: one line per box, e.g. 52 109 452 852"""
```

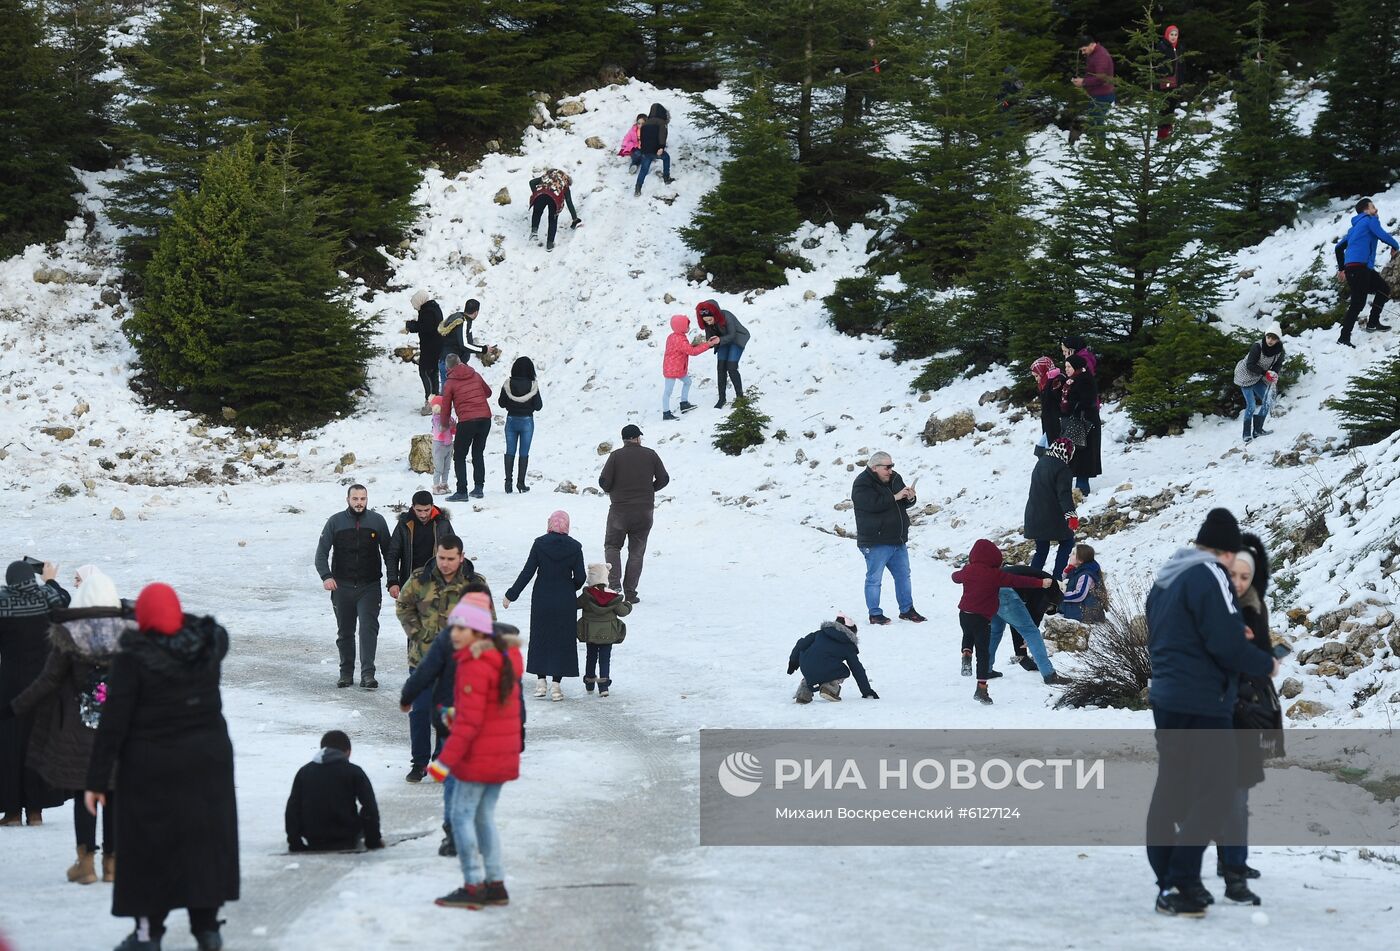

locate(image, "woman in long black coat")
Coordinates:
85 583 238 951
503 510 586 702
1060 354 1102 494
0 561 71 826
1029 356 1062 452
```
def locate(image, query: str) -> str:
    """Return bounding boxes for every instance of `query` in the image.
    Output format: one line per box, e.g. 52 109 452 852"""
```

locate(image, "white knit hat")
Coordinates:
1265 322 1283 340
586 563 610 587
411 289 430 310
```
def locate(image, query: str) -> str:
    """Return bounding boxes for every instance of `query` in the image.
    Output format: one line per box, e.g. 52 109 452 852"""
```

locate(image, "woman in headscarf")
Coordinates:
0 559 70 826
1029 356 1063 452
502 511 586 701
6 566 132 884
85 584 238 951
1060 354 1103 495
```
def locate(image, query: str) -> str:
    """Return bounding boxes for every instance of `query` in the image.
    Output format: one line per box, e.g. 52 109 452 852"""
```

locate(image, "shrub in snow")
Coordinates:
1055 594 1152 710
1326 354 1400 446
713 393 771 456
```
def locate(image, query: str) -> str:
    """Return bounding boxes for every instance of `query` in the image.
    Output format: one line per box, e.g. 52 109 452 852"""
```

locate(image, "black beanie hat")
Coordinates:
6 561 37 586
1195 508 1242 553
412 490 434 507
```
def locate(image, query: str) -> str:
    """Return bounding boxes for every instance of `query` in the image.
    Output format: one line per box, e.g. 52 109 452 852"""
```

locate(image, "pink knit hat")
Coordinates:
447 591 494 634
547 510 570 534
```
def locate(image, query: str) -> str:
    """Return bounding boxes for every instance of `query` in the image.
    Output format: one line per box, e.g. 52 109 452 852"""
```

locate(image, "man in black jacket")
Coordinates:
634 102 674 196
386 491 455 592
406 289 443 411
285 730 383 852
315 485 393 689
850 452 925 625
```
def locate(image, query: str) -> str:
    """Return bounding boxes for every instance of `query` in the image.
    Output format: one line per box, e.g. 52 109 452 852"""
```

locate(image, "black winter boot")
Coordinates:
517 455 530 493
729 365 744 400
194 927 224 951
1222 867 1261 905
716 365 728 408
504 454 515 493
1180 880 1215 906
438 822 456 857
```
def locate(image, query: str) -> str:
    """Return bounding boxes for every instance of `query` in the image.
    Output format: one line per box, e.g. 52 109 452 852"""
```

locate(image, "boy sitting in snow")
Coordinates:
787 612 878 703
285 730 384 852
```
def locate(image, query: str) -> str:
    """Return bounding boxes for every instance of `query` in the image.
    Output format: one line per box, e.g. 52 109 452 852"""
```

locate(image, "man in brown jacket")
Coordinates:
598 424 670 603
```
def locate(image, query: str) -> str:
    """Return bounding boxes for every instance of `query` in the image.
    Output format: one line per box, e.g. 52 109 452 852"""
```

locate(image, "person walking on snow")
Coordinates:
528 169 581 251
851 452 926 626
503 512 586 701
388 491 456 592
696 299 751 408
618 113 646 170
1233 323 1285 443
441 353 494 501
497 357 542 494
635 103 674 196
661 314 718 420
1143 508 1279 917
425 594 523 911
576 563 632 696
788 612 878 704
1334 197 1399 346
406 290 444 413
952 541 1053 705
1024 437 1080 579
315 485 393 689
429 395 455 495
598 425 670 603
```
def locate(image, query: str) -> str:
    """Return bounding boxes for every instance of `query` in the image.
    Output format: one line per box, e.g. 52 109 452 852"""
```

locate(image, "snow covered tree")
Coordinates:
1216 2 1307 249
1327 354 1400 445
245 0 420 273
681 84 805 291
127 136 372 428
1311 0 1400 196
0 0 81 254
713 392 772 455
1122 303 1246 434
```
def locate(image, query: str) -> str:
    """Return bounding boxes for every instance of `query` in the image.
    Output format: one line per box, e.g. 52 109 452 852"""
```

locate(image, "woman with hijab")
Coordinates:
85 584 238 951
502 511 586 701
6 566 132 884
497 356 543 494
1060 354 1103 495
1029 356 1063 452
0 559 70 827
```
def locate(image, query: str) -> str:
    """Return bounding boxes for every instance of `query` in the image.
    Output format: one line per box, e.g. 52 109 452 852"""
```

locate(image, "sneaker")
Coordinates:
625 592 640 604
361 677 378 690
818 682 842 702
194 928 224 951
961 653 973 676
469 486 484 499
336 676 352 689
1338 337 1356 348
795 681 814 704
446 491 471 502
867 614 892 626
898 608 927 623
436 883 491 909
634 184 642 197
1222 868 1262 905
1018 655 1039 672
973 685 993 705
1155 887 1207 917
662 411 679 421
1043 673 1071 686
662 175 675 185
1216 859 1261 879
533 678 547 699
406 765 426 784
1181 881 1215 906
1365 320 1392 331
714 398 727 409
584 675 596 693
550 683 564 701
597 679 611 697
678 401 697 412
985 670 1003 679
545 240 554 252
483 880 510 906
438 830 457 857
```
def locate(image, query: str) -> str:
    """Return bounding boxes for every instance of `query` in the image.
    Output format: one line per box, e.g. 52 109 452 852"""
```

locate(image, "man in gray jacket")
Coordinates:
315 484 392 689
598 424 670 603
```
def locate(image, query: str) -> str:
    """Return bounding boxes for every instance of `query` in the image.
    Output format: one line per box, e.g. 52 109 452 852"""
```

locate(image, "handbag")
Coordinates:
1060 415 1092 448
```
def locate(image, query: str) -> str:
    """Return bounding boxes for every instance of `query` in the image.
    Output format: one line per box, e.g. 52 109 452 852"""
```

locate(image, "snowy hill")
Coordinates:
2 81 1400 949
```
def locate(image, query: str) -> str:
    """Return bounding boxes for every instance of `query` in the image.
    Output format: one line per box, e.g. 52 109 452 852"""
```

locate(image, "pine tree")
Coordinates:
1216 2 1306 249
45 0 117 171
0 0 81 255
245 0 420 272
620 1 716 88
1311 0 1400 196
127 136 372 428
1123 303 1247 434
110 0 250 267
1326 354 1400 445
680 84 805 291
713 392 772 455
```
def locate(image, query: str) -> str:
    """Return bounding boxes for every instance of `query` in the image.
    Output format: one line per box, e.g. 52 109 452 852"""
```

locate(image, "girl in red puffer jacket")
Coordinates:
661 314 717 420
426 593 523 911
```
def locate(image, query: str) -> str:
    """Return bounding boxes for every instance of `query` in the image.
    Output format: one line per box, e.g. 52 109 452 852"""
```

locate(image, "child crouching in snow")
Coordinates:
951 539 1053 705
787 612 879 703
661 314 717 420
430 394 455 495
285 730 383 852
577 563 632 696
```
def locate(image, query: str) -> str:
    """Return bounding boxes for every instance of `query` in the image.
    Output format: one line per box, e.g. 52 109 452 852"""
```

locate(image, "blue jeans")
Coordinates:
860 544 912 617
1030 537 1073 579
1240 381 1268 439
715 343 744 364
408 667 437 768
447 780 504 885
437 356 447 388
1087 92 1115 133
504 416 534 457
988 589 1055 676
663 376 691 412
636 151 671 188
1218 787 1249 867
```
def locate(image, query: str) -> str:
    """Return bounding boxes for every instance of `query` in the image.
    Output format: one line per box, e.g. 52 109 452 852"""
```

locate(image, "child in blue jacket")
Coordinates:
787 613 878 703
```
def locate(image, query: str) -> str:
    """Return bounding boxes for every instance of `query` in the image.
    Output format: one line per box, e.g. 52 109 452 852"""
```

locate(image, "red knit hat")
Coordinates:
135 583 184 635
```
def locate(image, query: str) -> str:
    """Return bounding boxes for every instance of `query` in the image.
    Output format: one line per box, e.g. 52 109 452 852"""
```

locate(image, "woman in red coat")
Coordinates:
427 592 523 910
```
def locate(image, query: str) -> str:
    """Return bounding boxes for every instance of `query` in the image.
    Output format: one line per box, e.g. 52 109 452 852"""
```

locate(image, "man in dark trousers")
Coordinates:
406 289 443 413
387 491 455 594
598 424 670 603
1144 508 1278 917
315 484 393 689
851 451 925 626
1334 197 1400 346
285 730 383 852
635 102 674 196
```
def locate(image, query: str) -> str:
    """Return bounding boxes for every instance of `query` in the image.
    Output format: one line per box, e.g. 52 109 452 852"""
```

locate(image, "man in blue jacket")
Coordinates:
1144 508 1278 917
1334 197 1400 346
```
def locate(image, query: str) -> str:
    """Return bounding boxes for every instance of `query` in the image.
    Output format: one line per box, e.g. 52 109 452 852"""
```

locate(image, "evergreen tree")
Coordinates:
245 0 420 272
1022 16 1227 368
127 136 372 428
1216 1 1306 249
680 84 805 291
0 0 81 255
45 0 117 171
1123 303 1245 434
110 0 250 267
713 392 772 455
1327 353 1400 445
1311 0 1400 196
619 1 716 88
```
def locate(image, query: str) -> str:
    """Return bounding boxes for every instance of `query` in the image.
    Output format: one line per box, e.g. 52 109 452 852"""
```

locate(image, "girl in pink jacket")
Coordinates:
662 314 716 420
618 114 646 170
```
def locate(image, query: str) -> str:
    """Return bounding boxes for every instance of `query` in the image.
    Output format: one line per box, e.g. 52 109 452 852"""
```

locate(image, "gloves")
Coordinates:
864 690 880 700
425 761 449 783
1067 516 1081 532
570 219 582 229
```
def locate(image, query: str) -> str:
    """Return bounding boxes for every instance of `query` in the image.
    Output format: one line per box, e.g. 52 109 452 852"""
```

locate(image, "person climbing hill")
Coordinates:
661 314 717 420
406 290 444 413
635 103 674 196
1334 198 1399 346
618 113 646 171
1233 323 1285 444
528 169 581 252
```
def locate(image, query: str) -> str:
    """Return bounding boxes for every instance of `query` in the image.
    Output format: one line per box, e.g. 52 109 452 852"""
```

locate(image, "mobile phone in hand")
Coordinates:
1271 643 1292 659
21 556 44 569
